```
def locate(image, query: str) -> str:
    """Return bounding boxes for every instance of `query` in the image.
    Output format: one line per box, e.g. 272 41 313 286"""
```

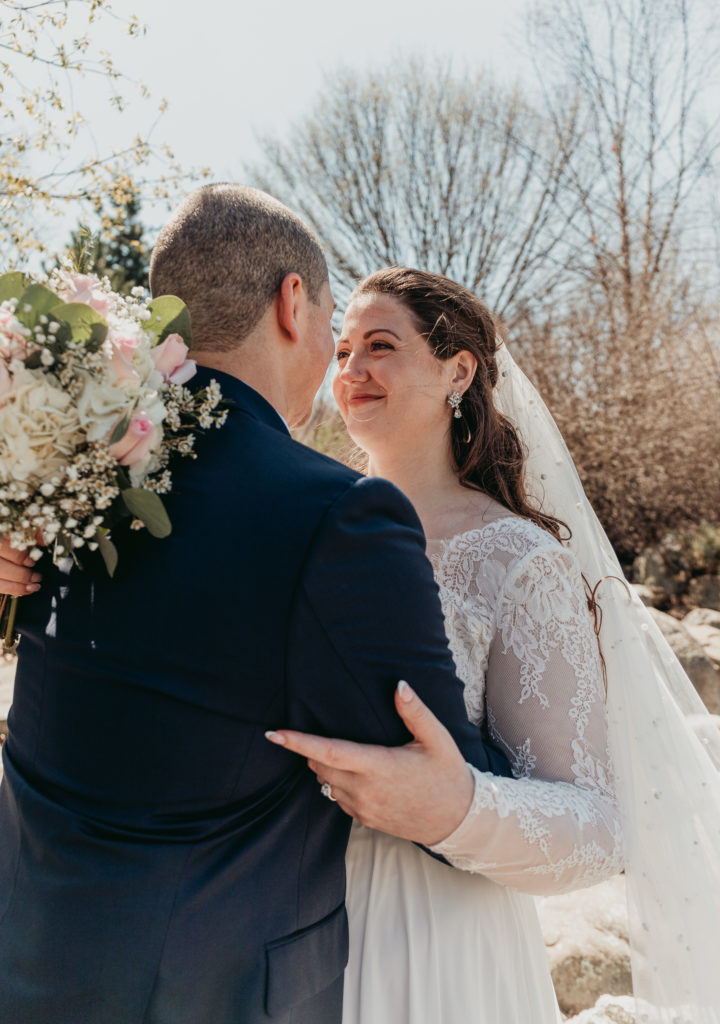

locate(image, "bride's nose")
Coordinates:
338 350 370 383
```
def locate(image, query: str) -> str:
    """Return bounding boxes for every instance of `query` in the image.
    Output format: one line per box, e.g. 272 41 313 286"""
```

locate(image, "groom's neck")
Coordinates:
192 343 293 426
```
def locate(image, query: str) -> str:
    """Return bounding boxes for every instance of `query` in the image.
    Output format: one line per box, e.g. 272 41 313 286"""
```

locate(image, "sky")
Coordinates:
45 0 534 233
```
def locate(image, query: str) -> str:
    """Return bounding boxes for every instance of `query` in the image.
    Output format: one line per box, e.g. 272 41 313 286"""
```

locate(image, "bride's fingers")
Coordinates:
308 758 354 781
265 729 378 773
315 780 354 816
0 563 42 596
0 539 42 595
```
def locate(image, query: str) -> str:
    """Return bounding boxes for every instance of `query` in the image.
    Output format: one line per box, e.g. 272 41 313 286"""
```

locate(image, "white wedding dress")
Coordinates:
342 516 624 1024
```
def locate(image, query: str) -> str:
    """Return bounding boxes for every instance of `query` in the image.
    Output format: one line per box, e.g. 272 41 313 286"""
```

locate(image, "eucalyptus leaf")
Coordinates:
115 466 131 490
0 272 28 303
109 414 131 446
97 533 119 578
16 284 59 330
121 488 172 538
146 296 192 346
48 302 108 347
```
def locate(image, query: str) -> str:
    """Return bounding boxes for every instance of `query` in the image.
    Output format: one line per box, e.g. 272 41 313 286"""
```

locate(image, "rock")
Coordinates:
688 575 720 611
632 551 678 596
684 623 720 671
648 609 720 714
629 583 666 609
683 607 720 630
538 875 632 1016
565 994 638 1024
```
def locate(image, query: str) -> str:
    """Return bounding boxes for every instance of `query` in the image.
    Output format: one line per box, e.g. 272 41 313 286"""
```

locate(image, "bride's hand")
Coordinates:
0 538 42 596
266 681 475 846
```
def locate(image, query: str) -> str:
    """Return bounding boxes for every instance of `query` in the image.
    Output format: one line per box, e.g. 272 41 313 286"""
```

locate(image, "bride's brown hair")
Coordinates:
352 267 569 541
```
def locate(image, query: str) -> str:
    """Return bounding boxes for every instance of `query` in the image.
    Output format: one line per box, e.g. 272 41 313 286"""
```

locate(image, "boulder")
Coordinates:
632 551 678 597
683 623 720 671
538 875 632 1017
683 607 720 630
648 609 720 714
565 995 638 1024
688 575 720 611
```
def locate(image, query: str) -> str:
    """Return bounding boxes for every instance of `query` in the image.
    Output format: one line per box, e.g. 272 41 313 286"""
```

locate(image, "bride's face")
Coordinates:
333 293 456 456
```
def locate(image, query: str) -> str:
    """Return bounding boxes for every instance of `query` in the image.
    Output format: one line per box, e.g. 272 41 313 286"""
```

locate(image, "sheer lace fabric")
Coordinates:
427 517 623 895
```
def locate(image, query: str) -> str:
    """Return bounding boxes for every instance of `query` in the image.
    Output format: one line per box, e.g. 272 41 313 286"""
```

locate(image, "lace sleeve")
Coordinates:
430 543 623 894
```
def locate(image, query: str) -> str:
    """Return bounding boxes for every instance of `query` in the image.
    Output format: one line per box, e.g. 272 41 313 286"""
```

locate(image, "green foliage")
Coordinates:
655 522 720 580
100 195 151 293
0 273 28 303
96 533 119 579
15 284 59 330
146 296 192 346
48 303 109 348
121 489 172 538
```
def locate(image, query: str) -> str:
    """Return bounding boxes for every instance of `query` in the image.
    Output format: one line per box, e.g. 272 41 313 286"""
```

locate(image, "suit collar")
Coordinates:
191 365 291 436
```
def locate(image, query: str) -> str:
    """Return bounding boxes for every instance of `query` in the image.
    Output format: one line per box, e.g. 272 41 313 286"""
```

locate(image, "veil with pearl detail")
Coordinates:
492 339 720 1023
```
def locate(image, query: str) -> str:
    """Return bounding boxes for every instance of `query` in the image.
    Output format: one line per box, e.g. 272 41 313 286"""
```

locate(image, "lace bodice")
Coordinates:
427 517 623 894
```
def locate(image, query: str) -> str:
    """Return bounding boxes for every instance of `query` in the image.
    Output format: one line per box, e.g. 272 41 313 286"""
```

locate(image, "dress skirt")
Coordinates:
343 821 563 1024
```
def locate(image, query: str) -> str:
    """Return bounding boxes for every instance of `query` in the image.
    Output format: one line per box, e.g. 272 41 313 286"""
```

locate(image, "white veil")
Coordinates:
493 340 720 1024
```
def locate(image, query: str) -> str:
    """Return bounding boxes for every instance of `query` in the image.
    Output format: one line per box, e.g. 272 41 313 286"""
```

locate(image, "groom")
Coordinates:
0 185 509 1024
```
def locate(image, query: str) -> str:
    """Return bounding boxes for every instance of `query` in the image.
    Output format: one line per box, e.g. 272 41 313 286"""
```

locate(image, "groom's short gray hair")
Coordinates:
149 184 328 352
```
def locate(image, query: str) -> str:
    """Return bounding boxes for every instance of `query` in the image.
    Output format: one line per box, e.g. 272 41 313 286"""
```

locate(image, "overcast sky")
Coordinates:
59 0 532 221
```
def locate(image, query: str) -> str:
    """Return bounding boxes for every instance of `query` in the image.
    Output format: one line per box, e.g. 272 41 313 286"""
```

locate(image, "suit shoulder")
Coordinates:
269 432 416 521
281 432 361 488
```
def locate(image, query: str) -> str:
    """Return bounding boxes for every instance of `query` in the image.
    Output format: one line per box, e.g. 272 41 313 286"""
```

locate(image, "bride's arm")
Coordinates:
430 544 623 894
267 541 623 895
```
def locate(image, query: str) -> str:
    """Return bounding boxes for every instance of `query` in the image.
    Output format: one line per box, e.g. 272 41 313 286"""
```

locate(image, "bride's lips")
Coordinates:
347 393 385 406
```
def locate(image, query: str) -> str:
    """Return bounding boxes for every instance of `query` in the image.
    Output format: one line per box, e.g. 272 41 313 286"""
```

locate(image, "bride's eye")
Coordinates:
335 349 350 362
370 341 394 352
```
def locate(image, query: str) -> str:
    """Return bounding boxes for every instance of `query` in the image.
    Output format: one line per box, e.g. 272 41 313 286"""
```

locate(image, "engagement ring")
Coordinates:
321 781 336 802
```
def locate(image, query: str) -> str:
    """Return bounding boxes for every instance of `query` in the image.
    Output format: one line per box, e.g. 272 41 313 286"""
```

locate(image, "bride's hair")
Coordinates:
352 267 568 541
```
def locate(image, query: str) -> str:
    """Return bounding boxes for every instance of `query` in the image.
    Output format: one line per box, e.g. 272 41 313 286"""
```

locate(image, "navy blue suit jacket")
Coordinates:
0 368 510 1023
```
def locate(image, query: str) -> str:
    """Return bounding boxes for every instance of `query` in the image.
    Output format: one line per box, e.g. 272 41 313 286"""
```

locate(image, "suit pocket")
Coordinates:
265 902 349 1018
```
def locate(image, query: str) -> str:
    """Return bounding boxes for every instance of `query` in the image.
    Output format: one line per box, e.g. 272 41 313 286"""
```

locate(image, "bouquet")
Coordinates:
0 268 228 649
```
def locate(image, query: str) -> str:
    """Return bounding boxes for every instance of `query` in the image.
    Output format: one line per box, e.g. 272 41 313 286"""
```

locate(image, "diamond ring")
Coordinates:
321 781 337 802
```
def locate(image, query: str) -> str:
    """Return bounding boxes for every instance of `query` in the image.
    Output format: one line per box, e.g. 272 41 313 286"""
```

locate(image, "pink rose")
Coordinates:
57 273 113 315
0 359 12 405
108 413 157 467
151 334 196 385
0 308 27 359
109 336 140 383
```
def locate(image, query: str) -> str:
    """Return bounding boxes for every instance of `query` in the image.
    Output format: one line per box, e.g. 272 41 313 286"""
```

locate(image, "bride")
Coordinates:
269 267 720 1024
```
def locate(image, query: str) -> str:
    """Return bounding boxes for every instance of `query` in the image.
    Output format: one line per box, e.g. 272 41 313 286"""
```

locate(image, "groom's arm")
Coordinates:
285 475 510 777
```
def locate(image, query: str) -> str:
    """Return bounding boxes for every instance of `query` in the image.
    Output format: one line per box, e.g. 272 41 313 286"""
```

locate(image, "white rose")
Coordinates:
76 373 134 442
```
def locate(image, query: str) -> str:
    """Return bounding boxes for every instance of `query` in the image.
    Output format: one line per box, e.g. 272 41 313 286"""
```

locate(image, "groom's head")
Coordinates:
149 184 329 352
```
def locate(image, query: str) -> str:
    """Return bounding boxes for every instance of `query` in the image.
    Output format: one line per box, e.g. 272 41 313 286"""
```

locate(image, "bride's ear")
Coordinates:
450 351 477 394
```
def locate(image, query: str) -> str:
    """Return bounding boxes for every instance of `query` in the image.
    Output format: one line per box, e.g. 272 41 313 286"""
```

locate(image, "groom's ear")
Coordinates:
276 272 304 345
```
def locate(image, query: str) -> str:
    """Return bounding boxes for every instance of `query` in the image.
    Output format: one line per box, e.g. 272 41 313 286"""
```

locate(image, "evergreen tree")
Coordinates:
64 189 151 295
